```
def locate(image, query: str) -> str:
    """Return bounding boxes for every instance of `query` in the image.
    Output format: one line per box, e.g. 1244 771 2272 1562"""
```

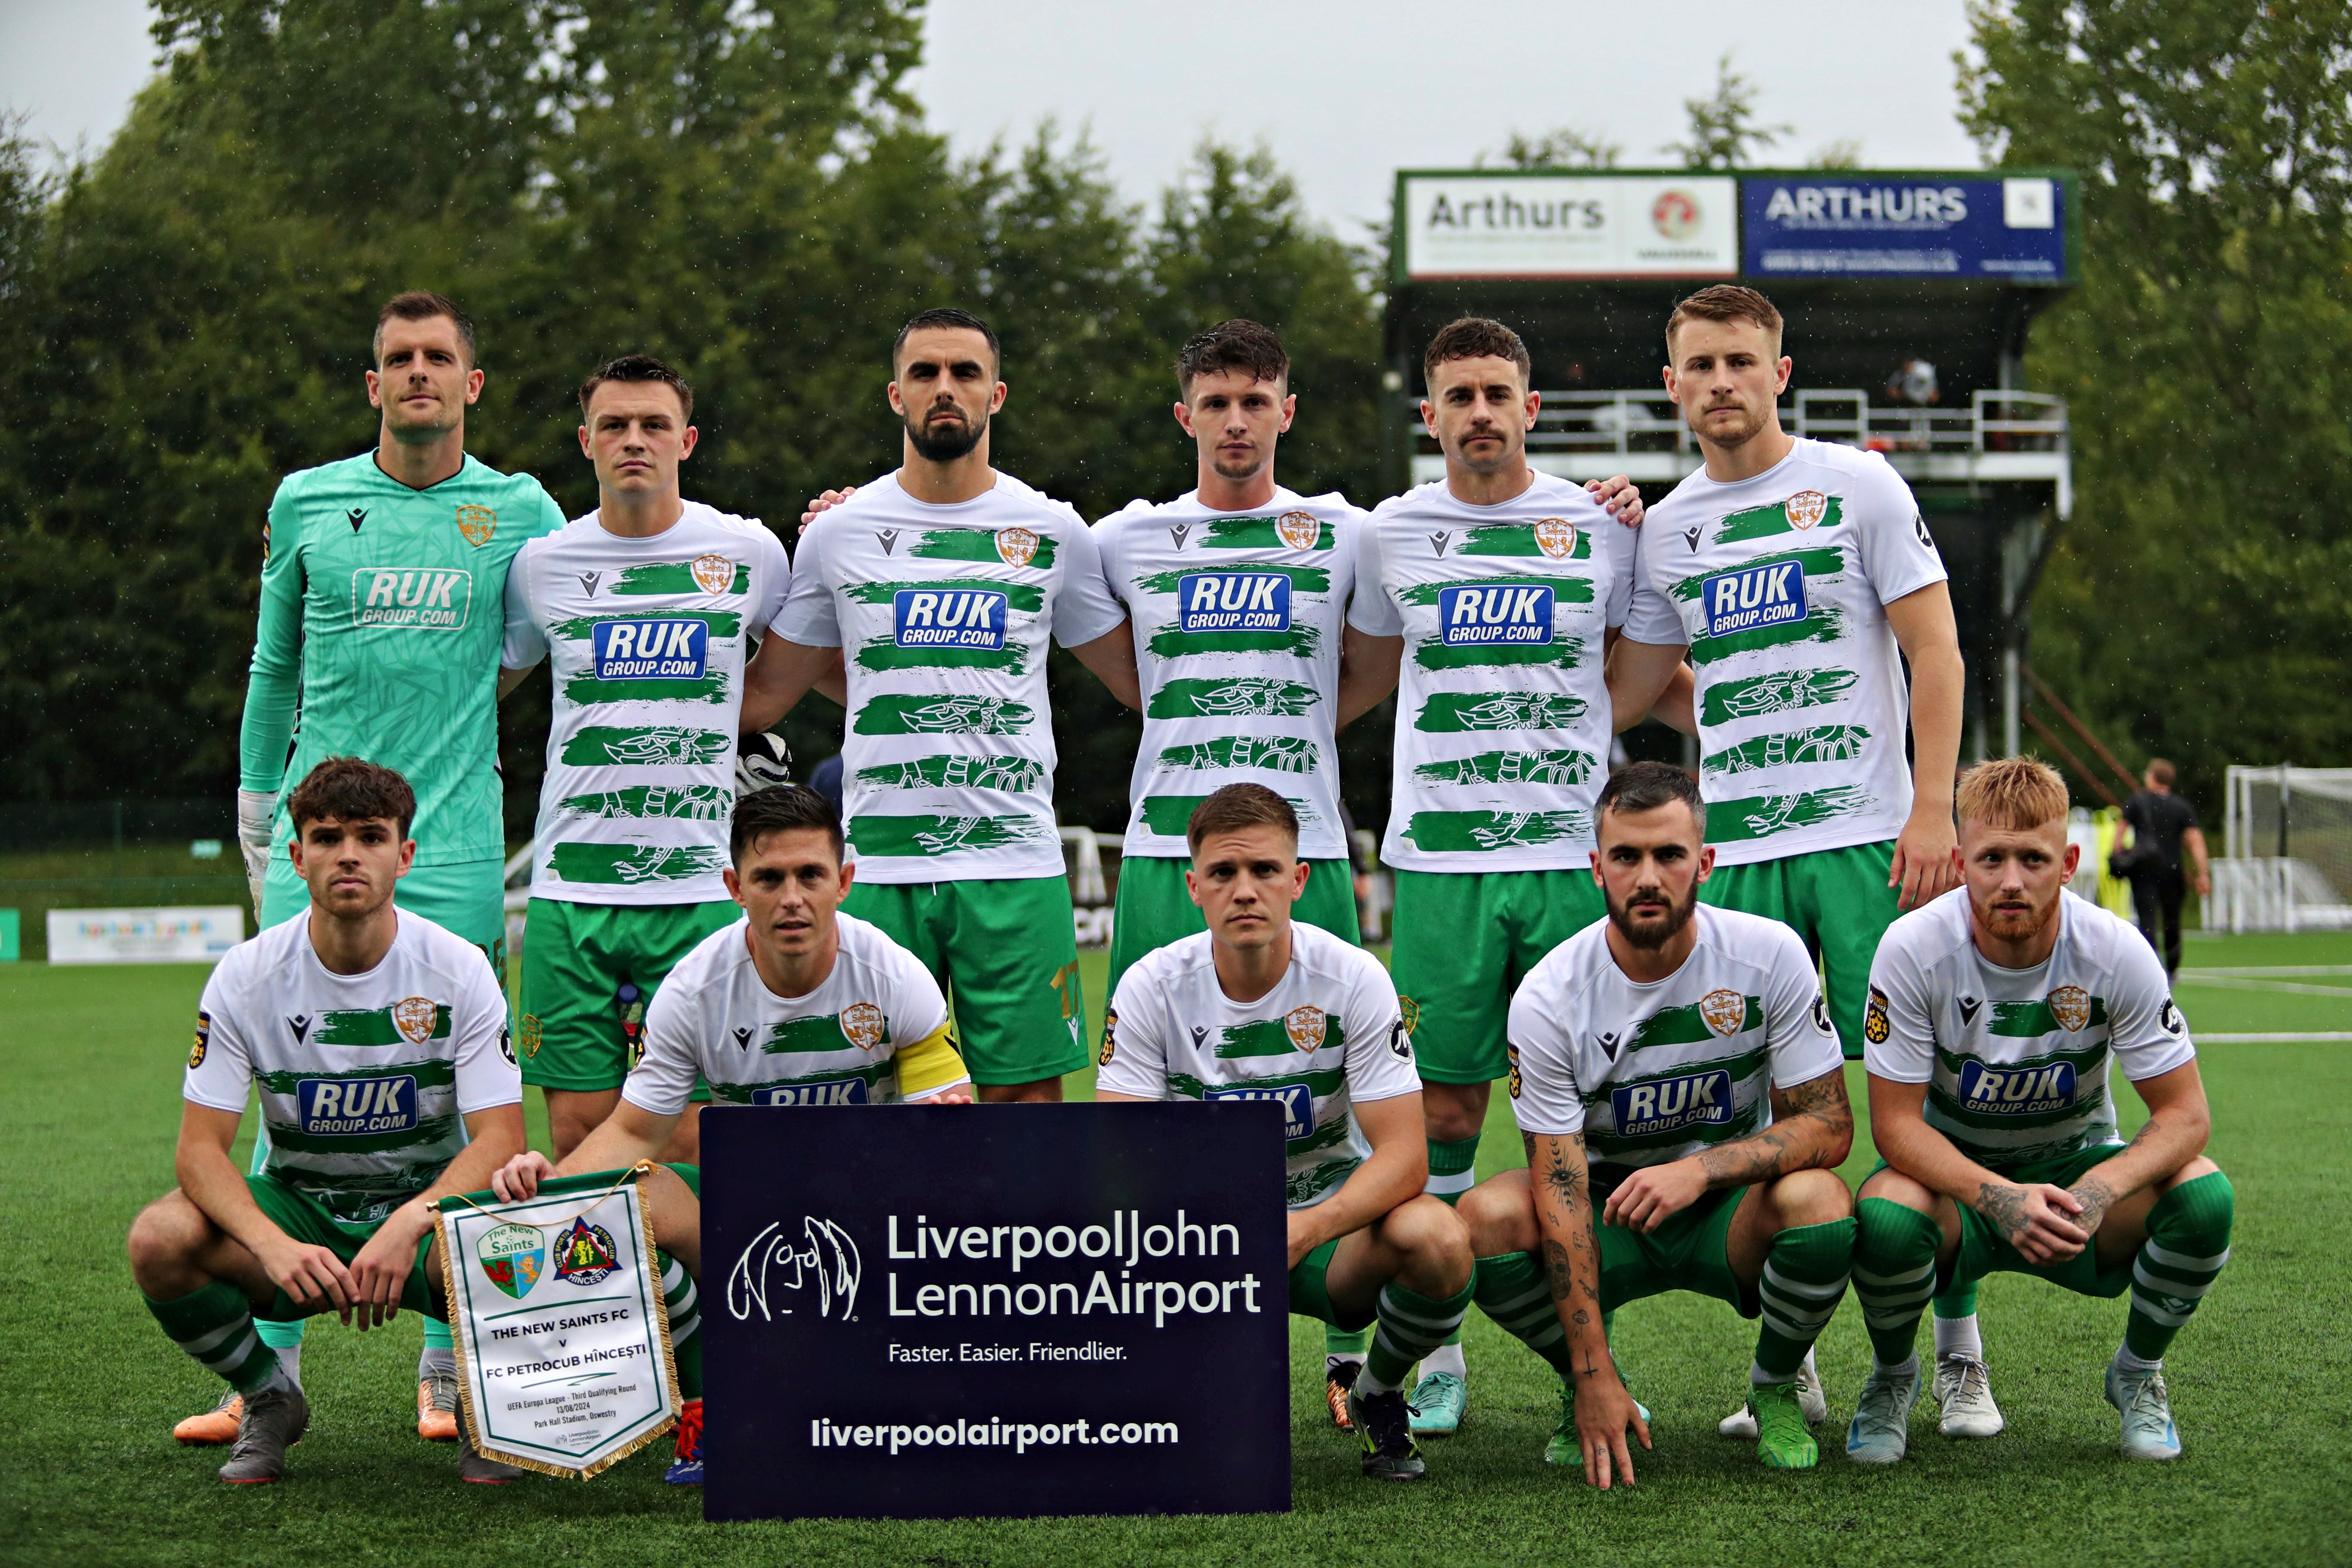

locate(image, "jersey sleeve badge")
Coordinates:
1810 990 1835 1036
190 1010 211 1069
519 1013 544 1059
1506 1041 1522 1100
1398 995 1420 1036
2159 996 2185 1035
1097 1008 1118 1068
455 504 498 546
1864 986 1892 1045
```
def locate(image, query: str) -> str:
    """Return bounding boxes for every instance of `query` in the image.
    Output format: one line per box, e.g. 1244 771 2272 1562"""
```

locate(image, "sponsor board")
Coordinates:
1399 172 1738 279
48 906 243 965
701 1102 1288 1521
1742 173 2073 282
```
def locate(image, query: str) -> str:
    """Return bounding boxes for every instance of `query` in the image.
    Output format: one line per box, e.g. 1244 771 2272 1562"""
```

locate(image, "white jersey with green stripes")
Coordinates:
1506 905 1842 1183
182 909 519 1228
1864 887 2193 1171
502 502 790 905
1094 487 1364 862
623 912 956 1113
1097 921 1419 1210
1350 474 1635 873
775 472 1129 882
1623 439 1948 864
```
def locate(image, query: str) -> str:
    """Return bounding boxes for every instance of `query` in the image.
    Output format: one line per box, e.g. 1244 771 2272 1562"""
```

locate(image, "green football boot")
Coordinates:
1750 1379 1819 1469
1408 1370 1466 1436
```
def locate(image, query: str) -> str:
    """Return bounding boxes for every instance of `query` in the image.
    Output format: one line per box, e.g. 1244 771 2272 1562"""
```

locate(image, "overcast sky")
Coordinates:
4 0 1983 234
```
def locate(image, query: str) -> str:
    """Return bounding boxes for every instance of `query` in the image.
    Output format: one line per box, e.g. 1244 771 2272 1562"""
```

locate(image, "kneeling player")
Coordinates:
1458 762 1856 1484
127 759 527 1485
1094 784 1473 1481
489 785 972 1484
1845 758 2232 1464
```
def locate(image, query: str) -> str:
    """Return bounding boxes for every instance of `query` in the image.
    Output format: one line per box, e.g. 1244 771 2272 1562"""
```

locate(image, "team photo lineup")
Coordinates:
129 282 2236 1504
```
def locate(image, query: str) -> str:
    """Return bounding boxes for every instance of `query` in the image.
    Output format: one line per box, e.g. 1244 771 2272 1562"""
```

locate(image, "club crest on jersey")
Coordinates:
1284 1006 1327 1053
753 1076 873 1106
477 1223 545 1301
554 1219 622 1286
691 554 739 595
1611 1069 1733 1138
1959 1060 2078 1115
1701 988 1747 1037
519 1013 543 1058
190 1010 211 1069
1865 986 1892 1045
1533 517 1578 559
1398 995 1420 1035
1206 1081 1312 1141
393 995 438 1046
1276 510 1322 551
894 588 1007 649
1438 584 1554 646
994 527 1040 568
297 1075 418 1136
1784 490 1828 530
594 618 709 678
455 504 497 546
1703 561 1809 638
2049 985 2092 1032
1179 572 1290 632
839 1002 886 1051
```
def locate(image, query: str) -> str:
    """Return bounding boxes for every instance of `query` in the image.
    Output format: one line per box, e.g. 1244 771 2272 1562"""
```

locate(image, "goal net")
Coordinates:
2209 766 2352 931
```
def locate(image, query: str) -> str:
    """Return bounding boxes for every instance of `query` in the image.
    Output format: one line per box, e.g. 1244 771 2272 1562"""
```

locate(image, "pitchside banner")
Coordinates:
701 1102 1290 1522
1741 172 2075 282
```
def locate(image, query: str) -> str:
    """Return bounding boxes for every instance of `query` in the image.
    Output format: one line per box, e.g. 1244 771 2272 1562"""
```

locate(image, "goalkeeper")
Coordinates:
186 293 566 1451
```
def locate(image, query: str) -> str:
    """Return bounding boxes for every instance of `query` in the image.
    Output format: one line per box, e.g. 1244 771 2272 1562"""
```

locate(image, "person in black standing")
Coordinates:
2121 759 2211 980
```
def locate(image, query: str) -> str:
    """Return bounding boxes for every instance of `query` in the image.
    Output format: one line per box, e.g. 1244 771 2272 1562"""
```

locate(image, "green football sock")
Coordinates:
255 1316 305 1352
1323 1323 1369 1360
146 1282 284 1395
1470 1251 1575 1380
2124 1171 2234 1363
1361 1278 1473 1395
423 1317 453 1351
1932 1280 1978 1319
1752 1218 1854 1381
1425 1135 1479 1203
1852 1197 1941 1369
661 1251 703 1400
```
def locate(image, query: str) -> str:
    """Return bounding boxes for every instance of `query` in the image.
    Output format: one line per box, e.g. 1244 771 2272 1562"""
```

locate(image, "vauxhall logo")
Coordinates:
1701 562 1809 639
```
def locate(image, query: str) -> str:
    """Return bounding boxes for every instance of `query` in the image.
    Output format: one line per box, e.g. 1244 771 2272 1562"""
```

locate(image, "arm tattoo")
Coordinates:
1974 1181 2031 1246
1541 1143 1588 1208
1695 1072 1852 1188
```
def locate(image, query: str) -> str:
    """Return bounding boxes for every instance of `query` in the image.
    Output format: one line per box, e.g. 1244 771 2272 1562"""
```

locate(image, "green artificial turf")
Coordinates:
2 936 2346 1567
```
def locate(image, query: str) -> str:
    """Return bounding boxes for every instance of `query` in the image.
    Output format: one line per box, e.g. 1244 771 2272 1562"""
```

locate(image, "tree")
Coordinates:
1959 0 2352 808
1486 127 1623 170
1662 52 1792 168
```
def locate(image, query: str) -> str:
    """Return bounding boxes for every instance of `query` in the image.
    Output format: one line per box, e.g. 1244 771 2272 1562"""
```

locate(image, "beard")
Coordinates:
1605 880 1698 951
1975 890 2058 946
906 402 988 462
1691 397 1770 449
1452 422 1521 473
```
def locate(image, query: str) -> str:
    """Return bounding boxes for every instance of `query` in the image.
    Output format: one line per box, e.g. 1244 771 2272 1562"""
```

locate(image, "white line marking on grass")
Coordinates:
2174 974 2352 998
2180 965 2352 978
2196 1033 2352 1043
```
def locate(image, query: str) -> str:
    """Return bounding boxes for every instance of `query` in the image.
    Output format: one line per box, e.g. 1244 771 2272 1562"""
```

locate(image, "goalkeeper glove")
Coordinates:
736 732 793 796
236 789 277 911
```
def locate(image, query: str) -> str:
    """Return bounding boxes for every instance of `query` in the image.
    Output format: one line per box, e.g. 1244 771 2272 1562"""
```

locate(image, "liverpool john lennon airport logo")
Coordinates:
478 1222 546 1300
555 1218 622 1287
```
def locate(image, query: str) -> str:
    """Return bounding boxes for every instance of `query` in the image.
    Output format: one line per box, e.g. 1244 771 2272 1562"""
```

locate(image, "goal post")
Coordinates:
2210 766 2352 931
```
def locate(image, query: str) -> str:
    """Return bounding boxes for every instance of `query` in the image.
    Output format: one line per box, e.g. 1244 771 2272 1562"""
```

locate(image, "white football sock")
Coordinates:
1934 1311 1983 1361
1418 1342 1466 1380
2113 1344 2162 1375
274 1344 302 1384
420 1344 456 1380
1354 1363 1406 1397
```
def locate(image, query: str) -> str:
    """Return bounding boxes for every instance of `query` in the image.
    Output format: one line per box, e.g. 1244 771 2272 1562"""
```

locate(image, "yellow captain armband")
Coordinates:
894 1021 969 1101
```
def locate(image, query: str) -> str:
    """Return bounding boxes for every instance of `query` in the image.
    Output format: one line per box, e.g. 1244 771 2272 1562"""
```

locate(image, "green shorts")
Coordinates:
1287 1235 1375 1332
518 897 738 1093
1874 1146 2135 1299
1700 840 1897 1060
1104 855 1360 1020
261 854 508 982
842 876 1088 1088
245 1170 441 1322
1390 868 1607 1086
1588 1182 1754 1316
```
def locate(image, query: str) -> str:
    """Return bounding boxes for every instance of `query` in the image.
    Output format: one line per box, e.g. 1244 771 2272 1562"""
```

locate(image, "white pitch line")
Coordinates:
2179 965 2352 978
2197 1032 2352 1043
2172 974 2352 998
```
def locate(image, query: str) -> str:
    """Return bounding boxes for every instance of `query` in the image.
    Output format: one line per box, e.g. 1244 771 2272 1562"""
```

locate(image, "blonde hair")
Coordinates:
1956 757 2069 833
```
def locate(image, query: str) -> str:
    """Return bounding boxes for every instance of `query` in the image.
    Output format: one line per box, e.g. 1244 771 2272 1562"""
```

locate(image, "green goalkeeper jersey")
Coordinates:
239 451 566 864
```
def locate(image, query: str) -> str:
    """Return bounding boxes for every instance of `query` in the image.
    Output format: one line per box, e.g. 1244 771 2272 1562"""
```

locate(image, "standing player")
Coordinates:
1609 284 1975 1439
1845 758 2232 1464
190 292 566 1448
498 355 792 1164
1090 318 1647 1431
129 760 526 1485
1096 785 1474 1482
743 308 1140 1102
1458 763 1856 1480
487 785 974 1485
1343 317 1638 1427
